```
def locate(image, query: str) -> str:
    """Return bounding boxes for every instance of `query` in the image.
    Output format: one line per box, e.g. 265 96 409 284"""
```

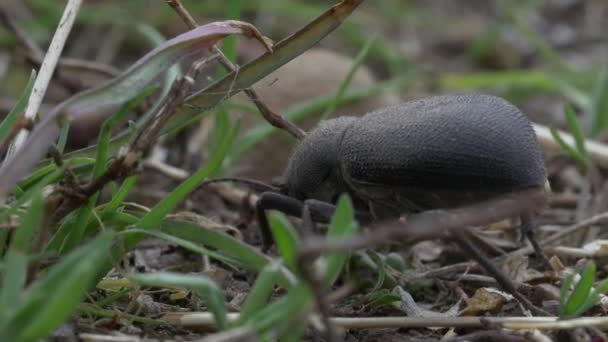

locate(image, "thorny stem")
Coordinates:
166 0 306 140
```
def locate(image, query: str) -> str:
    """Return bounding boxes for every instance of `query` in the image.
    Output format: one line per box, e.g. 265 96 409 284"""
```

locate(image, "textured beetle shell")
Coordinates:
285 93 547 214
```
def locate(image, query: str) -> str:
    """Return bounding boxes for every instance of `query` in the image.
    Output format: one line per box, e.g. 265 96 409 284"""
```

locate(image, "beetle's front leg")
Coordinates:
255 192 371 251
256 192 333 251
520 213 550 268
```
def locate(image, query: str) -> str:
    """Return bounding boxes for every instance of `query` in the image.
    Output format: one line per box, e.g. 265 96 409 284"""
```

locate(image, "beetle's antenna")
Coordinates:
196 177 281 193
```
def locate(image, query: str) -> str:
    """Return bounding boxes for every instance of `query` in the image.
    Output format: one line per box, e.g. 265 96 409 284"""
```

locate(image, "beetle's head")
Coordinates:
284 116 357 202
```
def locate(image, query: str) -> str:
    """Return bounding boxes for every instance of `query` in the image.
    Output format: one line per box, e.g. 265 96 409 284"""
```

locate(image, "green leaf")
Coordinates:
120 228 242 266
1 232 114 342
0 70 36 146
564 261 596 316
550 126 587 169
269 212 299 270
129 272 228 330
323 194 358 287
237 262 282 326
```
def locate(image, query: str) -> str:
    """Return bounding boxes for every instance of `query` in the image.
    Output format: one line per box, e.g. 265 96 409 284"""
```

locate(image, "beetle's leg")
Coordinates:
451 228 550 316
255 192 335 251
256 192 304 251
256 192 372 251
520 213 550 267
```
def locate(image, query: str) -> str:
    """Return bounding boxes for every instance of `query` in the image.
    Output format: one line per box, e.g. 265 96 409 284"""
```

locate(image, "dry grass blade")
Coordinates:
5 0 82 157
166 0 304 140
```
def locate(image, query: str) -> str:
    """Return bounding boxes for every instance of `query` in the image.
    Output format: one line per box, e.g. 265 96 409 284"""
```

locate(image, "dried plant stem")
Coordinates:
164 311 608 330
166 0 306 140
5 0 82 158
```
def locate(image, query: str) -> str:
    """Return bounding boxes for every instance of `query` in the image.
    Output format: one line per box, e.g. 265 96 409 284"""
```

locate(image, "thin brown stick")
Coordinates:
165 0 306 140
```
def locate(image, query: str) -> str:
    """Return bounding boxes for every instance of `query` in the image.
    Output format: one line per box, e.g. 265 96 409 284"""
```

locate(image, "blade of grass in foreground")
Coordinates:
129 272 228 331
0 70 36 146
0 232 114 342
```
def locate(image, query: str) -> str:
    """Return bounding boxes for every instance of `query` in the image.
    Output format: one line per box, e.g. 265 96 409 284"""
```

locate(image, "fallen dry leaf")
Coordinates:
461 287 513 316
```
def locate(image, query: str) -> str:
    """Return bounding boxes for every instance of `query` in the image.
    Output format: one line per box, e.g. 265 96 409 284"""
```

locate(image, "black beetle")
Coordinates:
198 93 550 314
253 93 548 251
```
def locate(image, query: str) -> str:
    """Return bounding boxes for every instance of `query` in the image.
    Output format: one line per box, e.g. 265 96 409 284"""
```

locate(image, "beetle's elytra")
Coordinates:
284 93 547 217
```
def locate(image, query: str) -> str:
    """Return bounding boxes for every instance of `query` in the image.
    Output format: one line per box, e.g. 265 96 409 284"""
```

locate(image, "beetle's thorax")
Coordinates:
285 116 357 202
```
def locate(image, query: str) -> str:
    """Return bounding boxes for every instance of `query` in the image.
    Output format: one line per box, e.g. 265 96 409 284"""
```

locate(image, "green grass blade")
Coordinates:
94 86 157 178
572 278 608 317
120 228 242 266
0 70 36 145
564 261 596 316
129 272 228 330
550 126 587 168
219 0 242 71
323 194 358 287
0 252 28 321
320 36 375 121
269 212 299 270
135 119 239 230
9 192 44 253
160 219 272 273
248 284 312 334
0 168 64 225
591 62 608 136
4 232 114 342
564 104 588 160
56 121 70 153
103 176 137 214
237 261 282 326
558 272 573 313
